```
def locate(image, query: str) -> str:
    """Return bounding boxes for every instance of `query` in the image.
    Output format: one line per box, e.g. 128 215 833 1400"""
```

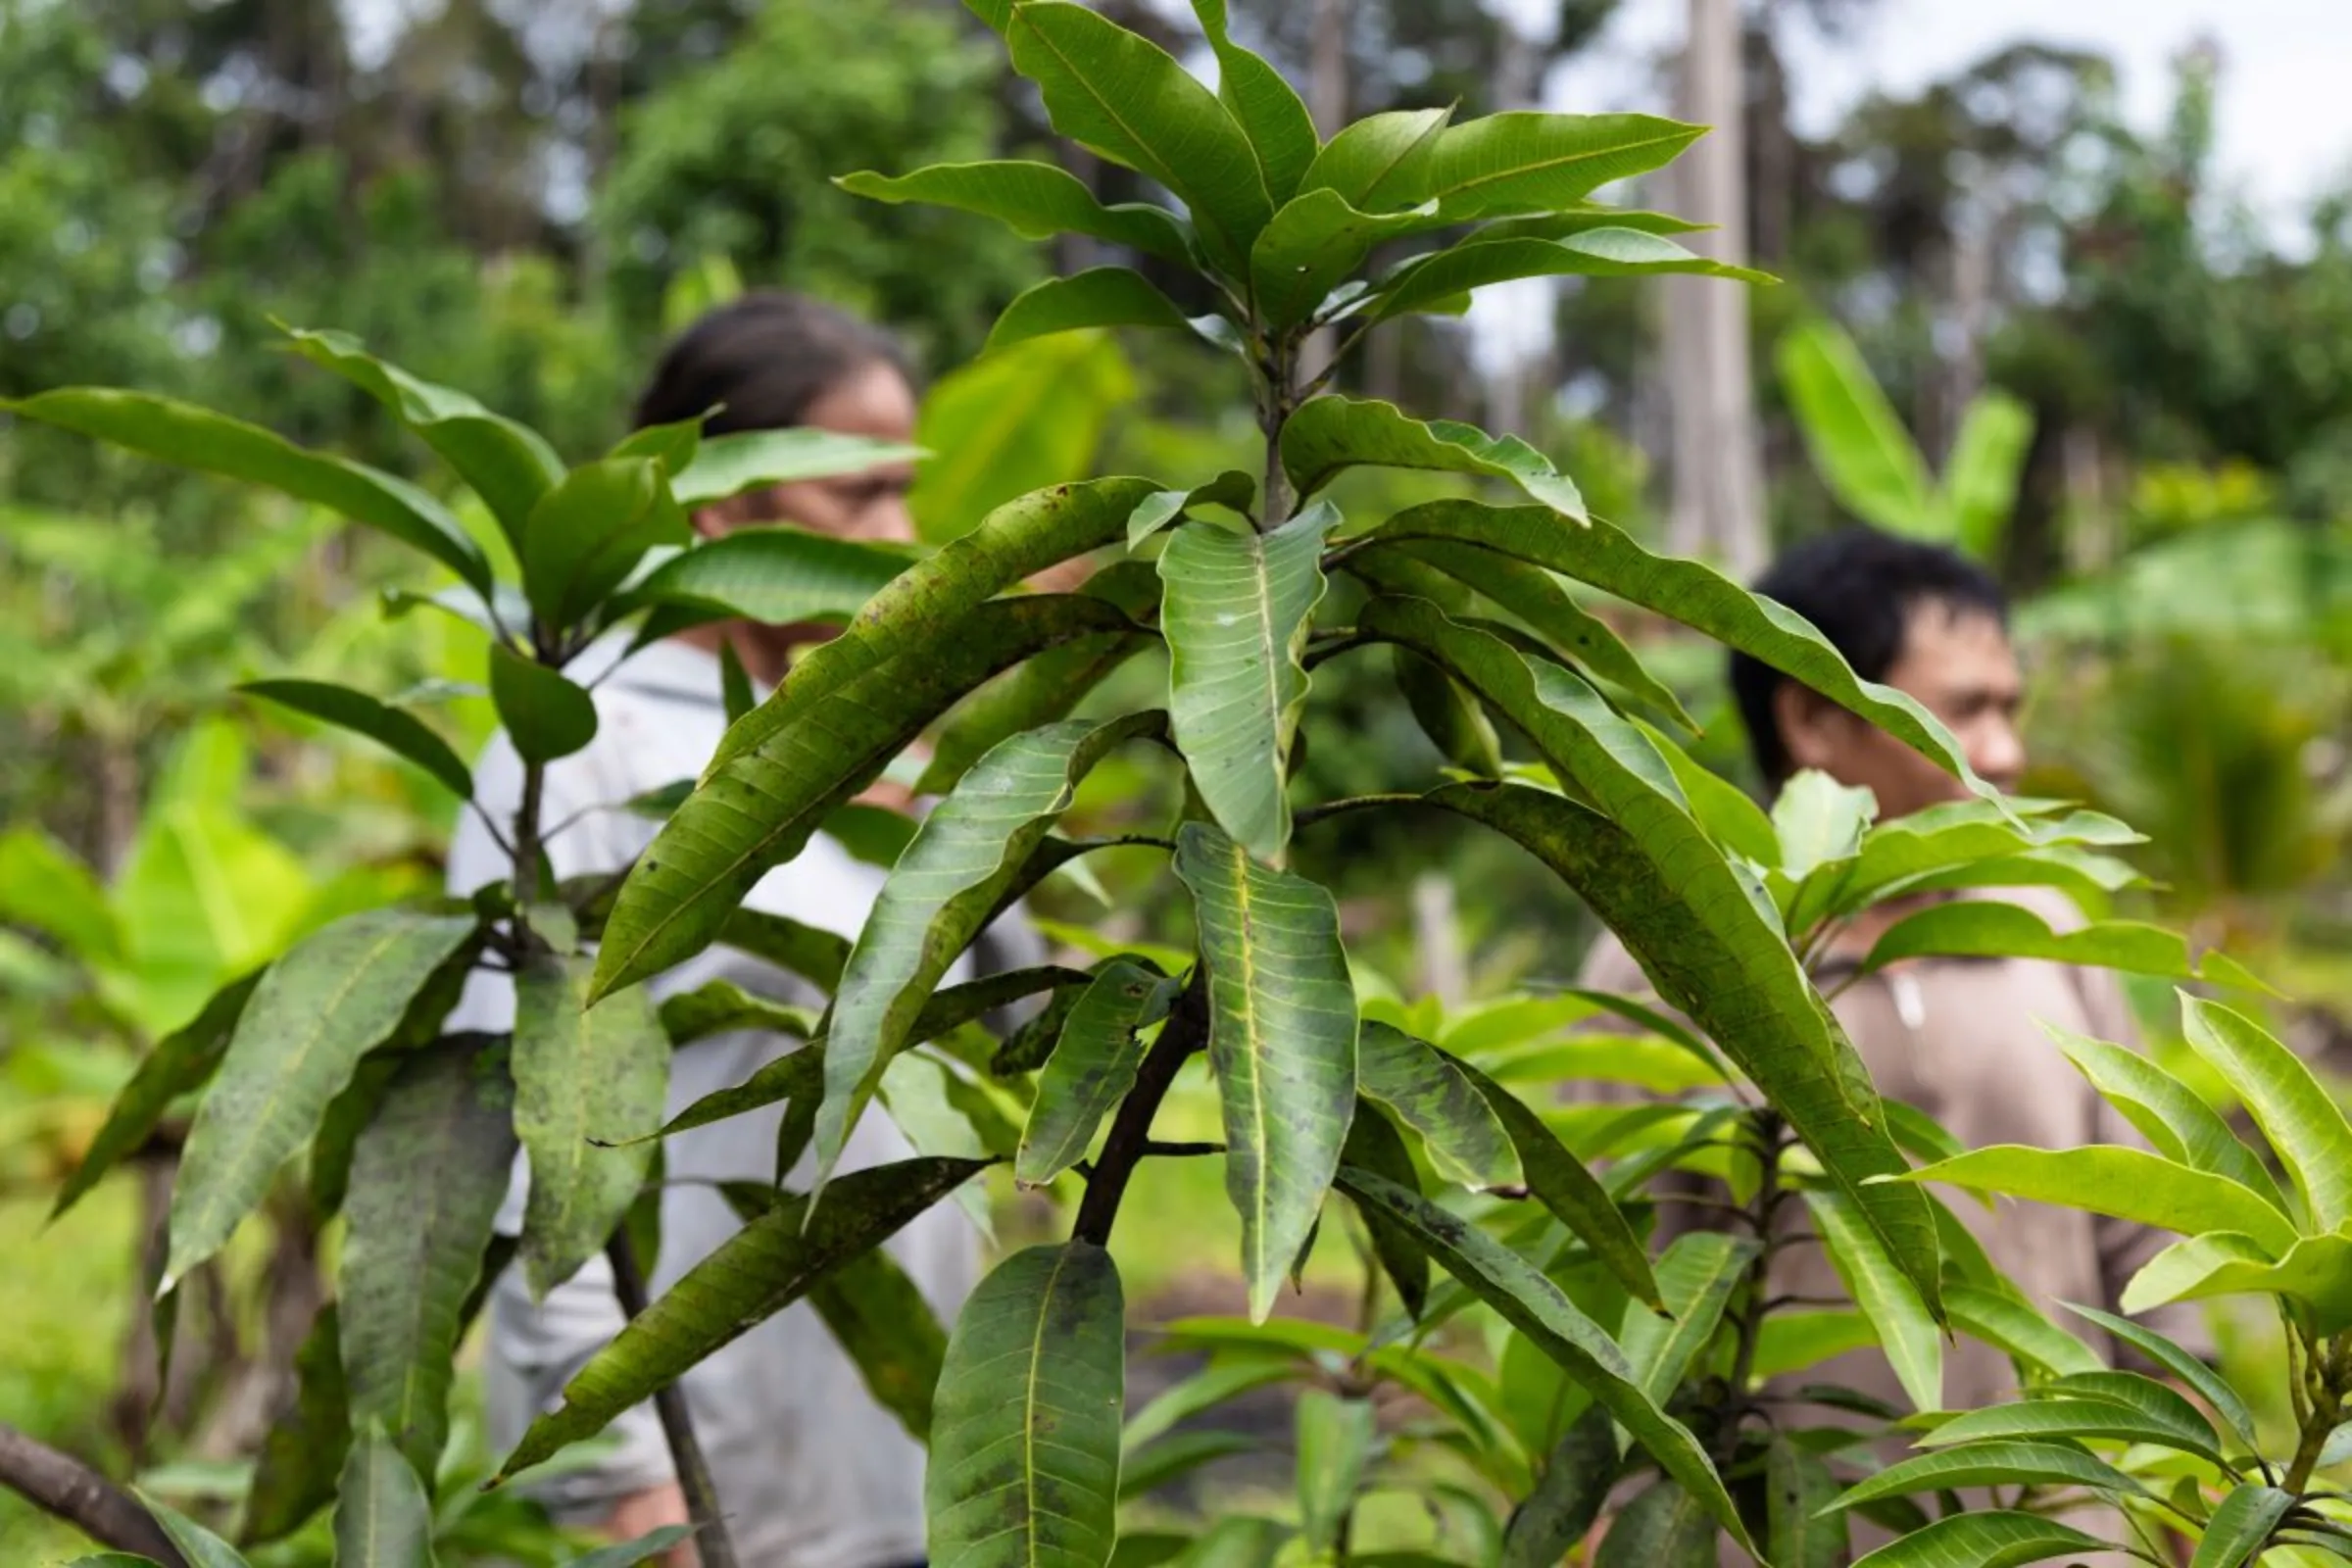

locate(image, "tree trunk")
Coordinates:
1663 0 1765 577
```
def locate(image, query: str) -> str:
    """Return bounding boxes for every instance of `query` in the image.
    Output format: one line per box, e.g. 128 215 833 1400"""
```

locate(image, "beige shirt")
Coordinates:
1576 884 2187 1425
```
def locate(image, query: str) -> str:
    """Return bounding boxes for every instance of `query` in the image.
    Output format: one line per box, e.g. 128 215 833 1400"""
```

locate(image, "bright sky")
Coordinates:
1539 0 2352 227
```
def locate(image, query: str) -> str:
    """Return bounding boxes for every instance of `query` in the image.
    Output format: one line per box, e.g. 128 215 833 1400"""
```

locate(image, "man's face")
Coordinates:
693 360 919 547
1776 601 2025 819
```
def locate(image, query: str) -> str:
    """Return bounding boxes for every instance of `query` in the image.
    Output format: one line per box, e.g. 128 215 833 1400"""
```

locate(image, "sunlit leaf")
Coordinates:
1192 0 1317 204
2181 995 2352 1231
838 161 1192 264
1376 228 1770 318
1808 1189 1941 1412
1298 108 1450 212
1285 397 1585 519
1828 1442 2141 1512
1898 1145 2300 1254
1420 112 1703 219
1620 1231 1757 1401
987 268 1198 353
1776 318 1939 538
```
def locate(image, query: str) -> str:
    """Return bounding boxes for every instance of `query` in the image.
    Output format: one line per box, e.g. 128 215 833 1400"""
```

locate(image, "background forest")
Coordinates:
10 0 2352 1561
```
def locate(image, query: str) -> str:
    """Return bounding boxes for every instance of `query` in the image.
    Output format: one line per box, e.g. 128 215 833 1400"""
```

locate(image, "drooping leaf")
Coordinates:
1370 597 1935 1300
1897 1145 2301 1254
1017 960 1165 1183
499 1156 985 1476
2129 1233 2352 1334
1919 1398 2225 1465
712 473 1158 770
2049 1027 2285 1211
1342 1101 1430 1319
817 712 1159 1187
241 1303 350 1544
1943 392 2034 560
1499 1404 1617 1568
1362 502 1996 802
1192 0 1318 204
1776 318 1939 538
2064 1301 2260 1452
619 527 914 628
1844 1511 2107 1568
809 1246 951 1444
5 388 493 594
284 327 564 550
1807 1188 1941 1412
513 956 668 1298
2189 1486 2297 1568
1177 824 1359 1322
1337 1166 1753 1554
1943 1285 2105 1380
1250 190 1441 328
2181 995 2352 1231
1295 1390 1377 1556
837 161 1192 264
1353 1022 1517 1189
987 267 1199 354
1619 1231 1758 1401
332 1427 437 1568
1159 505 1337 859
518 458 688 631
240 679 473 800
657 980 818 1049
1419 112 1704 219
1285 397 1586 519
340 1040 517 1478
929 1243 1126 1568
53 971 260 1220
166 908 476 1287
1860 904 2267 992
595 593 1133 998
668 428 927 510
1004 1 1272 274
1375 229 1770 318
1592 1481 1716 1568
1828 1442 2141 1512
488 645 599 765
1767 1437 1847 1568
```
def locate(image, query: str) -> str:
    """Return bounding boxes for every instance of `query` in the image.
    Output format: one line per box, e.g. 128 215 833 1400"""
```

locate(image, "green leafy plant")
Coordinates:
7 8 2328 1568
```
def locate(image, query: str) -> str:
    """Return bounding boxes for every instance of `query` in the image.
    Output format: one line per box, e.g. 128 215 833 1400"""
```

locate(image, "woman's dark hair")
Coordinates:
631 290 910 435
1729 526 2009 783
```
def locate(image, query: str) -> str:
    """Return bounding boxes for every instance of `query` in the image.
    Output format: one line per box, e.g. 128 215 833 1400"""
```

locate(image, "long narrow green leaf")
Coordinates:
2039 1371 2225 1457
710 475 1156 773
1119 1432 1256 1501
144 1492 261 1568
837 161 1193 264
618 526 913 628
658 980 818 1049
716 909 851 994
1177 823 1358 1322
241 1303 349 1544
2049 1027 2285 1211
1943 392 2034 559
566 1528 699 1568
1361 501 1996 802
5 388 493 594
1845 1514 2108 1568
2182 996 2352 1231
593 594 1133 999
241 679 472 800
987 268 1197 353
340 1040 517 1478
2131 1233 2352 1334
1592 1481 1716 1568
1295 1390 1377 1556
669 428 927 510
809 1247 951 1444
2191 1486 2297 1568
1284 397 1585 519
1366 596 1935 1301
1354 1022 1517 1188
1004 1 1272 274
1775 318 1938 538
54 971 260 1220
928 1243 1126 1568
513 957 668 1298
333 1427 438 1568
499 1156 985 1477
1192 0 1317 204
1160 506 1336 859
1375 229 1770 318
0 826 119 964
1767 1436 1848 1568
1808 1188 1942 1412
2064 1302 2259 1451
1018 961 1165 1183
1419 112 1703 218
817 712 1159 1188
166 908 476 1288
1897 1145 2300 1254
285 327 563 550
1499 1405 1617 1568
1336 1166 1755 1556
1620 1232 1758 1402
1861 903 2266 992
1944 1285 2104 1380
1298 107 1451 211
1829 1442 2141 1512
1920 1398 2226 1465
1343 1102 1431 1318
2121 1233 2271 1317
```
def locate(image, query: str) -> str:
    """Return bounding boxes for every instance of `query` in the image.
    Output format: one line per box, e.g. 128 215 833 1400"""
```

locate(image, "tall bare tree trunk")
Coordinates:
1663 0 1765 576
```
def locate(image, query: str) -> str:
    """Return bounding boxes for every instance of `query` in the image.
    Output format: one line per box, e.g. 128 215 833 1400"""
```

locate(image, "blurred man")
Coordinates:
1578 527 2179 1434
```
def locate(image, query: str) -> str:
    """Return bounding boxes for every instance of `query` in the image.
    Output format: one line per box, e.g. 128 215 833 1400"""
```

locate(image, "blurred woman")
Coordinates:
448 291 1036 1568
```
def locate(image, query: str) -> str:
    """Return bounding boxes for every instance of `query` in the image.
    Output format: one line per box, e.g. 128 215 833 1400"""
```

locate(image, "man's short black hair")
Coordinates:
1729 527 2009 782
632 290 910 437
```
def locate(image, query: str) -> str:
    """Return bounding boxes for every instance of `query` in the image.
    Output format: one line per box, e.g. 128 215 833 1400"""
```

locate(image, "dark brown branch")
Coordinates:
0 1421 189 1567
607 1231 738 1568
1074 971 1209 1246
